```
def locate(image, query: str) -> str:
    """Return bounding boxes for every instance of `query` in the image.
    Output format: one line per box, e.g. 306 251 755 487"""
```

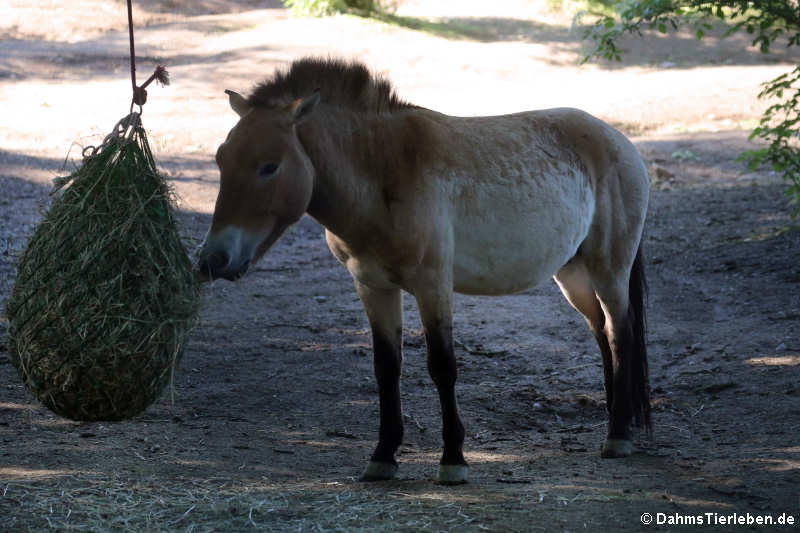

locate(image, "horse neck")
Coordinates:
299 107 388 238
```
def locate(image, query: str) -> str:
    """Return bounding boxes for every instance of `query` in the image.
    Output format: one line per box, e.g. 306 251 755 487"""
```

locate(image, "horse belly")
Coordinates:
452 183 593 296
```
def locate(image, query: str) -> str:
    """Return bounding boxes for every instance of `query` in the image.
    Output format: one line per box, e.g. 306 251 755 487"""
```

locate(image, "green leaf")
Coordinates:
658 22 667 33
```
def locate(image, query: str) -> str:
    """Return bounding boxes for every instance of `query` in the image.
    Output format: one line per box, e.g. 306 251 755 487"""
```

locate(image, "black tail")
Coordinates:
629 244 651 432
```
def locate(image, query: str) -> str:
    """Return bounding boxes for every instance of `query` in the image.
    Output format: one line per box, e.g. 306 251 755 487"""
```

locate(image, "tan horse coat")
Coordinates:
199 58 650 484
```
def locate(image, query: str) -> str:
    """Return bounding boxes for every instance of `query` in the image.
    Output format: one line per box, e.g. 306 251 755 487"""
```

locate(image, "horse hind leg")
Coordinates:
554 259 615 424
590 247 650 458
555 249 650 458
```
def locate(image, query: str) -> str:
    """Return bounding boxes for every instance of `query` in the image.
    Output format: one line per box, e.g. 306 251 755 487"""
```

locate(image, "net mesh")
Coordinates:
6 113 200 421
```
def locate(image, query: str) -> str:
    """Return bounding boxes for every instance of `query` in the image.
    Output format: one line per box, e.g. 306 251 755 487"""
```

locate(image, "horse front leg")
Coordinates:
414 287 468 485
355 281 405 481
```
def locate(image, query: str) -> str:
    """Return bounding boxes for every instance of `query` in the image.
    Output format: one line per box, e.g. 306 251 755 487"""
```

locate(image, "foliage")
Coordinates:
583 1 800 215
547 0 618 16
746 65 800 211
282 0 343 16
282 0 395 17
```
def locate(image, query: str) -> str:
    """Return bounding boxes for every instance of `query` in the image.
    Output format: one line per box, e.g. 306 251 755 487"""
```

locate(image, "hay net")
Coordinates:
6 112 200 421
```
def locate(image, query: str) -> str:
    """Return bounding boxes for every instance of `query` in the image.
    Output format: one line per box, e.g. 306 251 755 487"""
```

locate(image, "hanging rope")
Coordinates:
53 1 171 192
126 0 169 110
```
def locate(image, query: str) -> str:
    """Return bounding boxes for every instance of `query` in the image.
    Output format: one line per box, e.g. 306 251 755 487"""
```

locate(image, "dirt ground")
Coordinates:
1 1 799 531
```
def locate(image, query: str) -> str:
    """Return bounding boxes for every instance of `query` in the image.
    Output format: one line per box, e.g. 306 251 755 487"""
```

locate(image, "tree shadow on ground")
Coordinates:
374 14 577 44
134 0 285 16
2 12 797 83
369 14 799 69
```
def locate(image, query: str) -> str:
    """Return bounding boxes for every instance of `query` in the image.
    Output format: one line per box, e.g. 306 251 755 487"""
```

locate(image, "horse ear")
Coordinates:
225 89 250 117
289 90 321 124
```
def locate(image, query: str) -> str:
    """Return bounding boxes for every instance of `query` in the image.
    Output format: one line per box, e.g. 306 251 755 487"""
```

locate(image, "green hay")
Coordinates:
5 113 200 421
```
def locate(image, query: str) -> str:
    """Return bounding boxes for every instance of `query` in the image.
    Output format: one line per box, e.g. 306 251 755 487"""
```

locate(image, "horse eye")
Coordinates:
258 163 279 177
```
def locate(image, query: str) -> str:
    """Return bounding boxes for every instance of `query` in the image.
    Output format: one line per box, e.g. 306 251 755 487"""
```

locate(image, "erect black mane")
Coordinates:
247 57 415 114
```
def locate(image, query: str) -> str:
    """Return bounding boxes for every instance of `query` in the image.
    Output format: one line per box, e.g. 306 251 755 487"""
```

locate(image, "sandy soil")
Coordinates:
1 1 799 531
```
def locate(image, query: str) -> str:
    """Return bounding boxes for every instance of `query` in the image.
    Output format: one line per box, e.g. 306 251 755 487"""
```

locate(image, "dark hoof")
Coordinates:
437 464 469 485
360 460 398 481
601 438 632 458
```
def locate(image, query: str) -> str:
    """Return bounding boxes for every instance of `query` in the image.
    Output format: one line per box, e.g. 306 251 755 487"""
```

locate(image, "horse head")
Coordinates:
197 89 320 281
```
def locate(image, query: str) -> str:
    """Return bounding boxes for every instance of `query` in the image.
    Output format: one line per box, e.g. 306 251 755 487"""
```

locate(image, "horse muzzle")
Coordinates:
197 249 250 281
196 226 260 282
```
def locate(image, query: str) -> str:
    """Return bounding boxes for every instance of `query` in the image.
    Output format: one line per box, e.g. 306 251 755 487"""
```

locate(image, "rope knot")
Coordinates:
133 86 148 106
131 66 170 109
127 0 169 110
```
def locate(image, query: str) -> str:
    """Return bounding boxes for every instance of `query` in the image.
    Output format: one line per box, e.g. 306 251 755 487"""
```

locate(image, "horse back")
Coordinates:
324 107 648 296
409 107 648 294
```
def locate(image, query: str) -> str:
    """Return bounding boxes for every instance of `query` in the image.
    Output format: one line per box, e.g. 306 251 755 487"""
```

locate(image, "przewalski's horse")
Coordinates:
198 57 650 485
